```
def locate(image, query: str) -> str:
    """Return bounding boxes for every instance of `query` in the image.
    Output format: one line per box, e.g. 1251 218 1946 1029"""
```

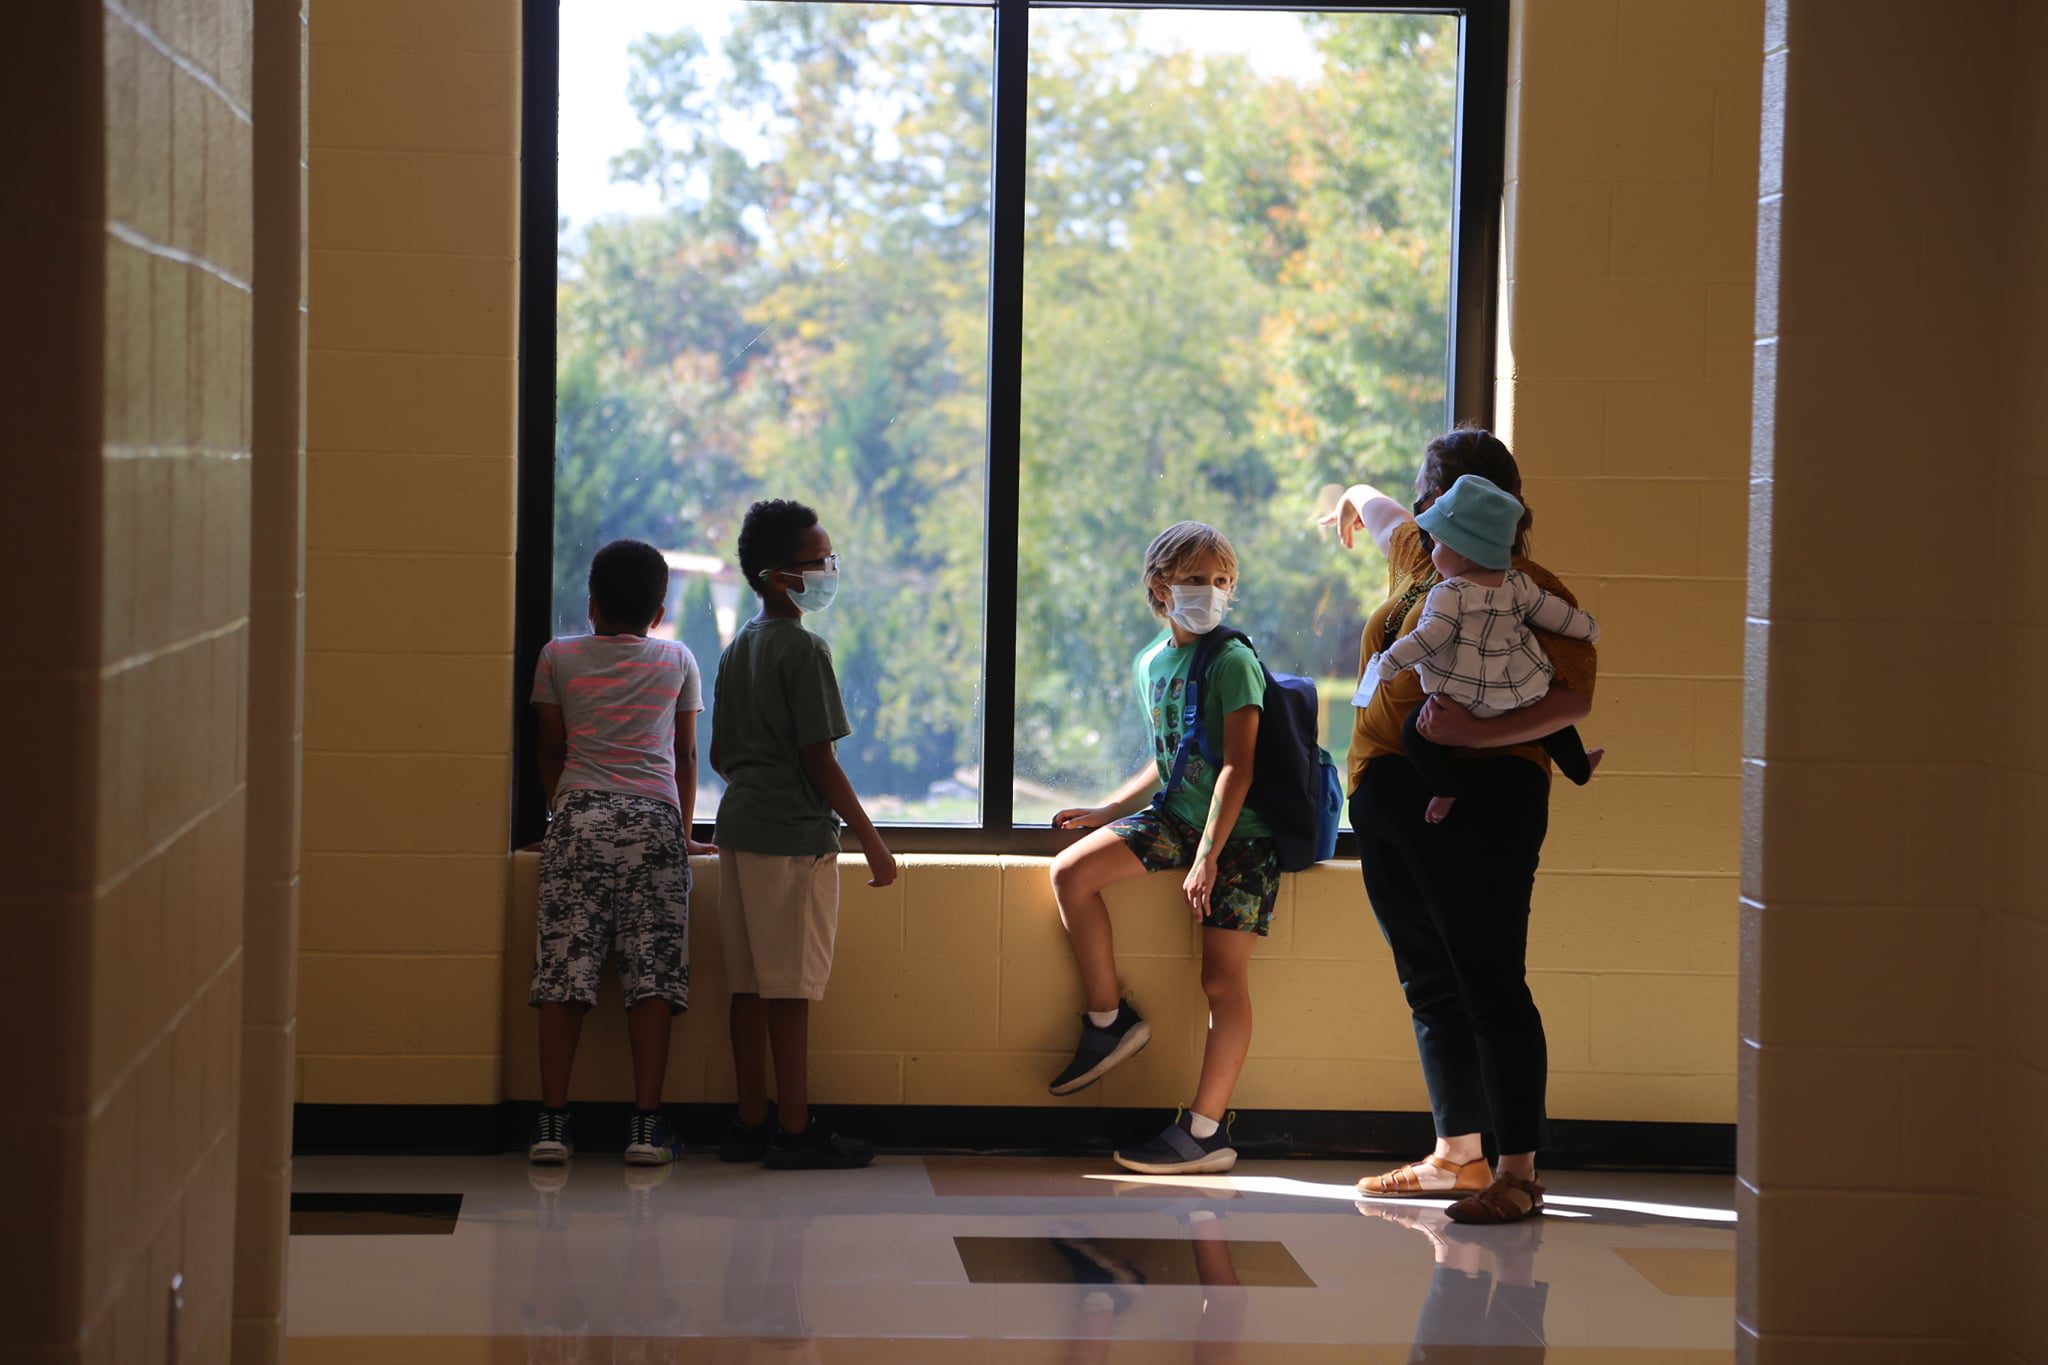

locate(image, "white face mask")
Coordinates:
1168 584 1230 634
786 567 839 614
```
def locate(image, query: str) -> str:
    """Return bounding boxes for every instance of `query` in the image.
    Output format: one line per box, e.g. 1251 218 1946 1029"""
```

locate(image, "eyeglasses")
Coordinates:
786 553 840 573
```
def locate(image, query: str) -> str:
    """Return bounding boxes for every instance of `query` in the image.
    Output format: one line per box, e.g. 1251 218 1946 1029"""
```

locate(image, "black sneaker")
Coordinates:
528 1108 575 1164
1113 1109 1238 1175
623 1111 684 1167
720 1110 776 1163
762 1116 875 1170
1048 1000 1152 1096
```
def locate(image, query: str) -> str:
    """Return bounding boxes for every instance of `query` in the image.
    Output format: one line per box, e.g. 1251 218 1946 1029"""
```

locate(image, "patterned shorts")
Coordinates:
531 790 691 1014
1107 806 1282 936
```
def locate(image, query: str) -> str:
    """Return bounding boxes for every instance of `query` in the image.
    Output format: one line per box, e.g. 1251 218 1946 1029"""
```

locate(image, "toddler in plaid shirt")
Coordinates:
1372 475 1602 823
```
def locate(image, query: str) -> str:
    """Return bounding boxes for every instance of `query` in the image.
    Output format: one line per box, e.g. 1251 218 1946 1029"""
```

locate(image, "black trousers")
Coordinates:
1403 703 1592 797
1351 754 1550 1154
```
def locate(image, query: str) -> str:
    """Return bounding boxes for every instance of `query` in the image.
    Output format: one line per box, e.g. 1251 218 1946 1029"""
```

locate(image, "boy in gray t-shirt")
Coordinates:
711 498 894 1170
527 539 712 1169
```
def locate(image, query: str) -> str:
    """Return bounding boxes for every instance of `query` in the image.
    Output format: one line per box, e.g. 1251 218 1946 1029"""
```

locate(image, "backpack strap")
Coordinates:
1154 628 1252 804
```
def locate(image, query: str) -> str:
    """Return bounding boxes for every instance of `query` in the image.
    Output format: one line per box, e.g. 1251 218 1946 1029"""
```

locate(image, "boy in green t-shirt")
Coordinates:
710 498 896 1170
1046 521 1281 1174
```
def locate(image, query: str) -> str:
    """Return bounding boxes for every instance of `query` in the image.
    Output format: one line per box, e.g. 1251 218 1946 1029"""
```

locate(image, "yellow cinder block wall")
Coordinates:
1740 3 2048 1360
298 0 521 1105
1486 0 1760 1123
304 0 1758 1126
5 3 265 1358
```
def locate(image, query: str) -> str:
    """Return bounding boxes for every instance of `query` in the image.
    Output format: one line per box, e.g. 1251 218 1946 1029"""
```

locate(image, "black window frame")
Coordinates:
512 0 1509 853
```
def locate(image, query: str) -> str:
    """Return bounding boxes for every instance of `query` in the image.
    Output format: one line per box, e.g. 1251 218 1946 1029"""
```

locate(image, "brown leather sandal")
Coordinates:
1355 1155 1492 1199
1446 1172 1545 1224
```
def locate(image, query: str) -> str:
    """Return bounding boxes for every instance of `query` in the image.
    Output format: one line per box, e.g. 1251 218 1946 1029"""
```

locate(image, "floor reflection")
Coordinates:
520 1164 596 1357
281 1155 1736 1362
1049 1210 1250 1365
1355 1202 1550 1359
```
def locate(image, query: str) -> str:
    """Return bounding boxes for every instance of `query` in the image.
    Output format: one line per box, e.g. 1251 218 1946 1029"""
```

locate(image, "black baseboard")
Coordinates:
294 1102 1733 1173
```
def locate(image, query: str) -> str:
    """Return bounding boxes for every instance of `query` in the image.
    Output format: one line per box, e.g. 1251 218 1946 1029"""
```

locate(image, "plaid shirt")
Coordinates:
1376 572 1601 718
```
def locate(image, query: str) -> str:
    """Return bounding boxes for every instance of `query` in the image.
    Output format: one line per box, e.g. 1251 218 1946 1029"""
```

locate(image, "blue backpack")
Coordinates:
1152 627 1343 873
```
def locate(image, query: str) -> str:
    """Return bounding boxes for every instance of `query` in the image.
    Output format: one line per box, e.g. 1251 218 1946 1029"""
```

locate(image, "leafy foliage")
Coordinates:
553 4 1458 817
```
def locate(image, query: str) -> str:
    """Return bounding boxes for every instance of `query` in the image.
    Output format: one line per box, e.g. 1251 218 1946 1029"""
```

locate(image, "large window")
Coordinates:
516 0 1506 849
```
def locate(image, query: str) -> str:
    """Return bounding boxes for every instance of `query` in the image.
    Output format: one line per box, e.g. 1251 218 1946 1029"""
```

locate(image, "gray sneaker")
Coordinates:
1113 1110 1238 1175
1048 1000 1152 1096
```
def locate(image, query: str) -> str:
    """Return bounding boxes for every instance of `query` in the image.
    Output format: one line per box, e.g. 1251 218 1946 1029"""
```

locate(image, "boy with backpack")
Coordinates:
1047 521 1334 1174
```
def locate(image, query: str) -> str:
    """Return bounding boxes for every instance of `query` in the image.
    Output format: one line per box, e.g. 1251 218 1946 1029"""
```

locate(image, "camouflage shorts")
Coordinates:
1107 806 1282 936
531 790 691 1014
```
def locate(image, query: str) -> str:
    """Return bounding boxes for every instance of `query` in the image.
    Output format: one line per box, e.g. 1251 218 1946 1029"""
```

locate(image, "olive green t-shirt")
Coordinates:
1135 629 1272 840
712 617 853 856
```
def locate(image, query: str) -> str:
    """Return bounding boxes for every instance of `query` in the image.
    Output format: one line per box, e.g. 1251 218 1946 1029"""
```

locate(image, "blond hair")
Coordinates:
1141 521 1239 619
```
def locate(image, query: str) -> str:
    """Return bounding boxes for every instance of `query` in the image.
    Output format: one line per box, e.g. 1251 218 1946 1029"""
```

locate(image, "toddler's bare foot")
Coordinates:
1587 747 1605 776
1425 796 1456 824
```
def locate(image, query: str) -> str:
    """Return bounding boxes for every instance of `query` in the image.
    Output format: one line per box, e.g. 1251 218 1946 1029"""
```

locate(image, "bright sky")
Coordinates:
558 2 1326 232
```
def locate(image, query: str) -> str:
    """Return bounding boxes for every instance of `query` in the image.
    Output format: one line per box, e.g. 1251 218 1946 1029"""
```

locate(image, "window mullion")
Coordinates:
979 0 1031 842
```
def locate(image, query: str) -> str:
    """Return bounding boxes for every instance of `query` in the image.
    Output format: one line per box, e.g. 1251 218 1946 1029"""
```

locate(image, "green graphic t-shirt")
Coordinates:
1134 629 1271 841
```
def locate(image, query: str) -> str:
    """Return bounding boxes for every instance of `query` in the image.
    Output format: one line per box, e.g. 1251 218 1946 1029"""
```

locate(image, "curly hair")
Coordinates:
736 498 820 596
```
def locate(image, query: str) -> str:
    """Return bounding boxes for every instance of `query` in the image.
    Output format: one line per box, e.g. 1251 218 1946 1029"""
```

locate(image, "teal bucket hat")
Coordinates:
1414 474 1523 571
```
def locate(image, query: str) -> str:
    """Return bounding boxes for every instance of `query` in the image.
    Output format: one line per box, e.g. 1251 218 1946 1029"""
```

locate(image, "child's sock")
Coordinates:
633 1106 660 1116
1086 1008 1119 1029
542 1104 568 1115
1187 1110 1221 1140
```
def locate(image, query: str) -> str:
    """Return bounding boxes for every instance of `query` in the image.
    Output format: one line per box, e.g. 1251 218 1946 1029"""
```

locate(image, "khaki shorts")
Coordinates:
718 849 839 999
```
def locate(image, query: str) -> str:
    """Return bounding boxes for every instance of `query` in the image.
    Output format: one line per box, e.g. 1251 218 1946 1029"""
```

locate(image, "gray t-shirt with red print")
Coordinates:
532 634 703 812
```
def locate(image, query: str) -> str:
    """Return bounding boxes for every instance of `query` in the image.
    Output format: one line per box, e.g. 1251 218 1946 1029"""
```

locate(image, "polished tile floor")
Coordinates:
284 1154 1736 1362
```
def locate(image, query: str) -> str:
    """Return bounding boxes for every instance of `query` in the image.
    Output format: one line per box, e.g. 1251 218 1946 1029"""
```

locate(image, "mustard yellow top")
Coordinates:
1347 521 1599 795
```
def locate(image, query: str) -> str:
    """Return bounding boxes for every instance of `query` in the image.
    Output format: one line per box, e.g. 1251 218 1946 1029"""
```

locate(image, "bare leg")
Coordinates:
768 998 811 1133
537 1002 588 1109
1191 928 1257 1120
625 997 672 1110
1496 1151 1537 1182
1050 827 1149 1015
730 992 771 1126
1436 1133 1485 1164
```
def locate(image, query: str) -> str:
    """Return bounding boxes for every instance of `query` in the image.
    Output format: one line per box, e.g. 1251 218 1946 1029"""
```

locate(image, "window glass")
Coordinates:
551 3 1463 833
554 2 993 823
1011 9 1460 825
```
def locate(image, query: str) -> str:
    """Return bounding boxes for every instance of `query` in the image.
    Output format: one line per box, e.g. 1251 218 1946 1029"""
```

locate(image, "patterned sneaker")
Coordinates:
1048 1001 1152 1096
1113 1110 1238 1175
763 1116 875 1170
528 1108 575 1165
719 1113 776 1164
623 1111 684 1167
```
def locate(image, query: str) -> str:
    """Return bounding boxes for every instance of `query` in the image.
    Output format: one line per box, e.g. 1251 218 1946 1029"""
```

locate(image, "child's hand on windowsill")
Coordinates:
1052 805 1115 830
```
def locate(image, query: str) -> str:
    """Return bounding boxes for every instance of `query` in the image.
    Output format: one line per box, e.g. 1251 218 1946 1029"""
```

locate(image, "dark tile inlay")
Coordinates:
288 1192 463 1236
954 1235 1315 1288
